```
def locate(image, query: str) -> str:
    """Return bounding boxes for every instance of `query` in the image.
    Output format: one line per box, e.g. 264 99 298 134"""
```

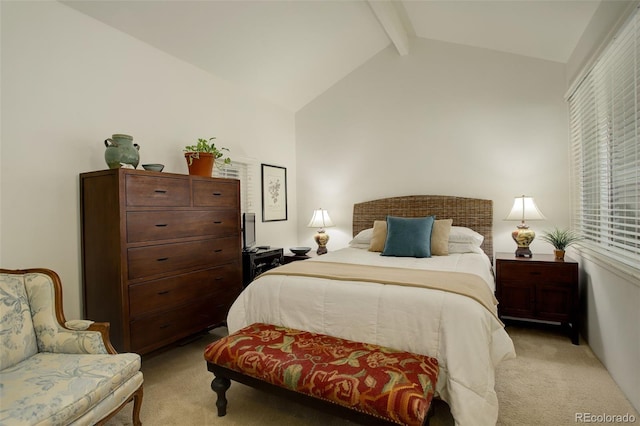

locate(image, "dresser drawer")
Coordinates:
192 180 238 208
129 293 233 353
498 262 574 283
127 210 239 243
125 174 190 207
127 236 241 280
128 264 241 317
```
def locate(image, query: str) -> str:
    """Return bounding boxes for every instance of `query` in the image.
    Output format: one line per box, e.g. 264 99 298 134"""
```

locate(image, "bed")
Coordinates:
227 195 516 426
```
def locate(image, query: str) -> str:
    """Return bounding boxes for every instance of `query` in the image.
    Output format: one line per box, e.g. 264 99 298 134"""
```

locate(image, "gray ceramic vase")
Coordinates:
104 134 140 169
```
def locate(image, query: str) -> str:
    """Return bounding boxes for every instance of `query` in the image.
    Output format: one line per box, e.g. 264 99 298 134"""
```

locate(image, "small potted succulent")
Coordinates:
184 137 231 177
540 228 583 260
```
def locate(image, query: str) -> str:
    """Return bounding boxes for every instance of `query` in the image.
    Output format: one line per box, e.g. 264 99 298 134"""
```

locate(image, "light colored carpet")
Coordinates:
107 325 638 426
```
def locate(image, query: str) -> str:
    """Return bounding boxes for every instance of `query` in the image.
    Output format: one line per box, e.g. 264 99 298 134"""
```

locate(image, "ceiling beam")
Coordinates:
367 0 410 56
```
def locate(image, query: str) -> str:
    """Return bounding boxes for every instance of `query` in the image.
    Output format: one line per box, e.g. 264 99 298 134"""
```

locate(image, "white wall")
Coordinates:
565 1 640 413
296 37 569 253
571 250 640 412
0 1 298 319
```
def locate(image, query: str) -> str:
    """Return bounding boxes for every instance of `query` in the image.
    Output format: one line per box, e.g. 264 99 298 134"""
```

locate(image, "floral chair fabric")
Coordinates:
0 269 143 426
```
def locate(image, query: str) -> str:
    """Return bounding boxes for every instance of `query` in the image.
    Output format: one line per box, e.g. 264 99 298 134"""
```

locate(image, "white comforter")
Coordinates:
227 247 516 426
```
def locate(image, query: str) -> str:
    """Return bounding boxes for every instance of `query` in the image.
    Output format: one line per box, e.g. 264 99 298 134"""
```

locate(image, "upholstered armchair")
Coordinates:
0 268 143 425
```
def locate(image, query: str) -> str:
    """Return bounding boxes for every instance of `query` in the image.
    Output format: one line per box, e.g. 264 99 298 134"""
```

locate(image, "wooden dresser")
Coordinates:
80 169 242 354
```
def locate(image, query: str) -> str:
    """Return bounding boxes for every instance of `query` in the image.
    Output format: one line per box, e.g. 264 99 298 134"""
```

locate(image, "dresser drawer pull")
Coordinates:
212 191 222 196
154 189 167 194
214 249 223 253
213 221 222 224
155 224 168 227
156 257 169 262
215 276 224 281
159 324 171 329
157 290 170 295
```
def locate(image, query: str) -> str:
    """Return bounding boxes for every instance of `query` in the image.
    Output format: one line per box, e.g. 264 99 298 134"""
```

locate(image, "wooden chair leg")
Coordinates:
211 376 231 416
95 384 144 426
132 385 144 426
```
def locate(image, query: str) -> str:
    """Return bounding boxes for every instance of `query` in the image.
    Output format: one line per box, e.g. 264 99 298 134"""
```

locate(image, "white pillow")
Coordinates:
349 227 373 246
349 243 371 250
448 243 485 254
449 226 484 246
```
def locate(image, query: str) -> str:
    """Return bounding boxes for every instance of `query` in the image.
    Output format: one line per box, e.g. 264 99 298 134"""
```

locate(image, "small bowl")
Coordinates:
142 164 164 172
290 246 311 256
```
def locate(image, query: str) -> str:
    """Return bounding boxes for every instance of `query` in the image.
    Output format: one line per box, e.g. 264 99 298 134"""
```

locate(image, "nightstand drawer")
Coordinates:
498 262 574 283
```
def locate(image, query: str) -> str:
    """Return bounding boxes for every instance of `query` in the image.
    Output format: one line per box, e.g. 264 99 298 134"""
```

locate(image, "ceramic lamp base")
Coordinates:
314 230 329 255
512 227 535 258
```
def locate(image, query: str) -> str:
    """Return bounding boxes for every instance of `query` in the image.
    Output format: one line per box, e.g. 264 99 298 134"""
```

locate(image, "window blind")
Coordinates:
569 5 639 270
214 159 256 214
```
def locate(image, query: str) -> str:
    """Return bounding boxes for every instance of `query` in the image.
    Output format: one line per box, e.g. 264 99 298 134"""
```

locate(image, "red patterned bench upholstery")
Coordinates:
204 323 439 425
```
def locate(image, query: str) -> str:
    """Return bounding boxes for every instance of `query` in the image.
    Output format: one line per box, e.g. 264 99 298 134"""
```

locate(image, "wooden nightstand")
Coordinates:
242 248 283 287
495 252 580 344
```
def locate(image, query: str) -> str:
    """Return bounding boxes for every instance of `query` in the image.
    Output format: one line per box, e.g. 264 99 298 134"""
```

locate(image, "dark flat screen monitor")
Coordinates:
242 213 256 250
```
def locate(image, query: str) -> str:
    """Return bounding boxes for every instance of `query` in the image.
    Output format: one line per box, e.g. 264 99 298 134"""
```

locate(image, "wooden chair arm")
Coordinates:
87 322 118 354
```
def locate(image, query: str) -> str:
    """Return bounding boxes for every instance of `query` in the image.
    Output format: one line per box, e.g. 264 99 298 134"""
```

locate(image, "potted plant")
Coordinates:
184 137 231 177
539 228 583 260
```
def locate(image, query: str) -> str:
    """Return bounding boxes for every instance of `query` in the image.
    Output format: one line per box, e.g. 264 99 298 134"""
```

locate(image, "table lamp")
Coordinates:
505 195 545 258
307 208 334 255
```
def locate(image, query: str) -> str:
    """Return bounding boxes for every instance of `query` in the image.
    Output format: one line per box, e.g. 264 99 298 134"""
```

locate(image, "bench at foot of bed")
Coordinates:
204 323 439 426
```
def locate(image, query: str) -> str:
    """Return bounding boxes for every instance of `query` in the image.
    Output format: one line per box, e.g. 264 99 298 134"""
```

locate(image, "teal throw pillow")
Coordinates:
381 215 435 258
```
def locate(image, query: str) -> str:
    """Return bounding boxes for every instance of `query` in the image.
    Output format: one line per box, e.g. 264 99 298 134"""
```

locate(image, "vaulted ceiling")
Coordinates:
61 0 601 112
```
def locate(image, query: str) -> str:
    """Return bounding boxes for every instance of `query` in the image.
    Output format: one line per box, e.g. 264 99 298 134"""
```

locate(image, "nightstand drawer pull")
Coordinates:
157 290 170 295
214 249 223 253
213 221 222 224
215 276 224 281
156 257 169 262
154 189 167 194
212 192 222 196
159 324 171 329
155 224 168 227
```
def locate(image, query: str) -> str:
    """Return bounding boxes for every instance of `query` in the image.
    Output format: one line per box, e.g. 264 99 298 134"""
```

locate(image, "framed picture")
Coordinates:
261 164 288 222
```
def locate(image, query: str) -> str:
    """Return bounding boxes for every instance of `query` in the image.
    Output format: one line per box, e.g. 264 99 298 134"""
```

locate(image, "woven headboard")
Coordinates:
353 195 493 261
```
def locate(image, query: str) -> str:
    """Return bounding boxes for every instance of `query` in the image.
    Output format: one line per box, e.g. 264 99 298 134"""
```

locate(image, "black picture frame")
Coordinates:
261 164 288 222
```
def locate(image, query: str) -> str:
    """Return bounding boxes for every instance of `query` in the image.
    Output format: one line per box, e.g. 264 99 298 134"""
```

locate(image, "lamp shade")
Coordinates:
307 209 334 229
505 195 545 258
505 196 546 223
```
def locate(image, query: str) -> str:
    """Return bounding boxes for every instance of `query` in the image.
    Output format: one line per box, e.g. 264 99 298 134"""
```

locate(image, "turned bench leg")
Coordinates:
211 376 231 416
